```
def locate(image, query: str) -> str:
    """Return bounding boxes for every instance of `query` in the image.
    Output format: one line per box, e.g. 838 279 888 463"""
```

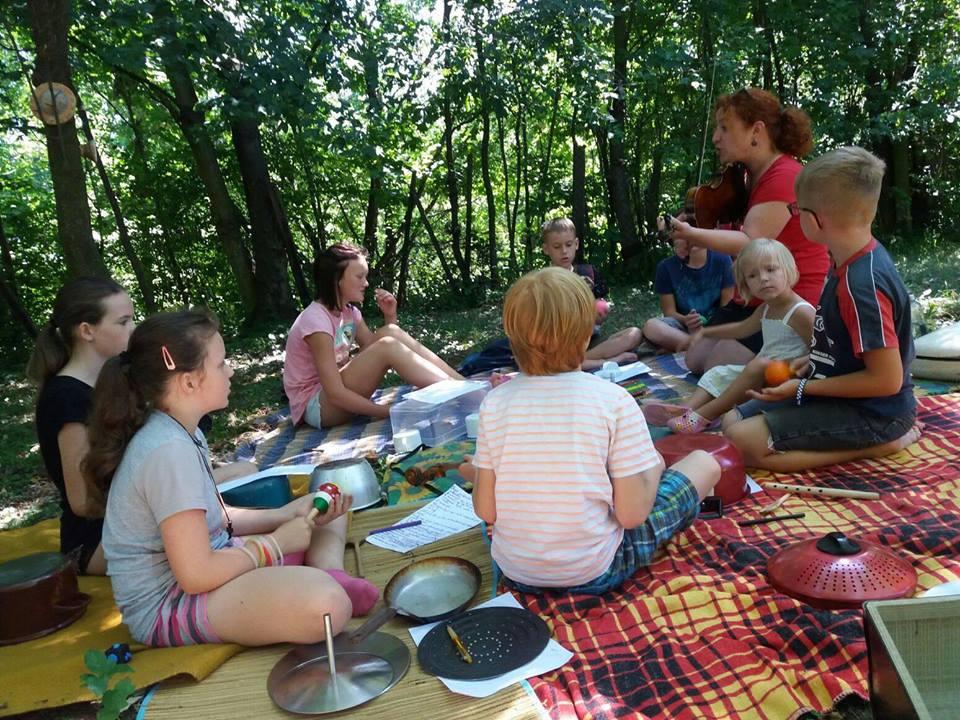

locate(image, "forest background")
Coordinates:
1 0 959 523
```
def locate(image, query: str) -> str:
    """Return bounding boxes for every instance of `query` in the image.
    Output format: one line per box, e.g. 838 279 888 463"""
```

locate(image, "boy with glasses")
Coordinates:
722 146 920 471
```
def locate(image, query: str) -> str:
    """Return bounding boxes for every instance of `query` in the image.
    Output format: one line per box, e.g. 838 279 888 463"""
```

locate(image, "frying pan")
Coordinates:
349 556 481 644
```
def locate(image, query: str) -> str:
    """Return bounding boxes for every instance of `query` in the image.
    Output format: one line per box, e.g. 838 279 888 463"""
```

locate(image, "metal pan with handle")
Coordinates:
349 556 481 645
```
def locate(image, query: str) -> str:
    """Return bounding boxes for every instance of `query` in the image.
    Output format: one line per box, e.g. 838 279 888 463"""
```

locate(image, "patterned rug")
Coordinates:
512 393 960 719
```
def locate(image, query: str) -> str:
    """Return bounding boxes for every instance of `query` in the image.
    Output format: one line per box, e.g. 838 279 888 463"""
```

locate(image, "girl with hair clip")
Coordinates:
87 309 378 647
283 243 463 428
28 277 134 575
668 87 829 374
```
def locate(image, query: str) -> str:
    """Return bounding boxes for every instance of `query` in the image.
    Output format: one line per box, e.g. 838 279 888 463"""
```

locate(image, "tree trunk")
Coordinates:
115 74 188 305
231 117 295 320
519 104 533 270
291 121 326 251
572 137 588 259
534 86 561 229
475 34 498 286
26 0 107 277
417 196 459 295
607 5 640 260
442 0 470 286
76 106 157 311
0 213 37 337
397 172 423 308
497 113 518 275
465 148 474 272
268 183 311 307
154 8 256 314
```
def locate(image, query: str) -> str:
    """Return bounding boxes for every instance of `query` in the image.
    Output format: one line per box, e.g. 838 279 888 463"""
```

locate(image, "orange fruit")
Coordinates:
764 360 794 387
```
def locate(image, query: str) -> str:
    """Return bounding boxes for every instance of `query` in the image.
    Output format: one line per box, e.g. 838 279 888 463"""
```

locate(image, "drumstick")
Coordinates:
762 482 880 501
447 625 473 663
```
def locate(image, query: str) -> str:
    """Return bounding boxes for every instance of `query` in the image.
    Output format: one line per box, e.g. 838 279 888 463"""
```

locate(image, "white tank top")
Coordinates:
758 300 814 359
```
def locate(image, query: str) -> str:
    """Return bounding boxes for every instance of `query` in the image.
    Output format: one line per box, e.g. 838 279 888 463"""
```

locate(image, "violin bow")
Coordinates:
696 54 719 186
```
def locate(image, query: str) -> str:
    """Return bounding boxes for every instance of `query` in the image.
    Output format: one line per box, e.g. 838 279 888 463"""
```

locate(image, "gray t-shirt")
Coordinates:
102 411 231 642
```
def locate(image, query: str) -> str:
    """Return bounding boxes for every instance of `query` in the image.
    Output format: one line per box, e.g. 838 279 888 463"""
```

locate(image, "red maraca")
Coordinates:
306 483 341 521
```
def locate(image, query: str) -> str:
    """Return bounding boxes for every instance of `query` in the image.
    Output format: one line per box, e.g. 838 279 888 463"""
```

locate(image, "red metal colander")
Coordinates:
767 531 917 609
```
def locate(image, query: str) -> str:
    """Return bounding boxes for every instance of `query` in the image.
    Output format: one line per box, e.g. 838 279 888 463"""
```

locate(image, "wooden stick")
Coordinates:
738 512 805 527
762 482 880 501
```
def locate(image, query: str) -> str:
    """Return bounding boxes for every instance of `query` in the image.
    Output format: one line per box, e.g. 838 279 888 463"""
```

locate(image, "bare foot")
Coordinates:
857 422 925 459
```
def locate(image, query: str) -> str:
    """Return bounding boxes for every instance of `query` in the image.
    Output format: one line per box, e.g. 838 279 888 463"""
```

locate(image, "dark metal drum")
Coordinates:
0 551 91 645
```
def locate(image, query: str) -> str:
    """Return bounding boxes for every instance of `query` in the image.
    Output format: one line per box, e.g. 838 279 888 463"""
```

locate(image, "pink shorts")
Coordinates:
146 540 306 647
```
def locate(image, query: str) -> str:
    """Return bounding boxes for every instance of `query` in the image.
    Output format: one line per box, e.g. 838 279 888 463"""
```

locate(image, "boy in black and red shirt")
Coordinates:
723 147 919 471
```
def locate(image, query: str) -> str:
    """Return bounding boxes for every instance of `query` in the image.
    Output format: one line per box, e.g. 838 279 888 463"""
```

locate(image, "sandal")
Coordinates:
667 409 718 434
641 402 687 426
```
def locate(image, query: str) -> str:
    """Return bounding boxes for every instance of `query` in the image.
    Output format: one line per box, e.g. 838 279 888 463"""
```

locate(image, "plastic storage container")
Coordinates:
390 380 490 447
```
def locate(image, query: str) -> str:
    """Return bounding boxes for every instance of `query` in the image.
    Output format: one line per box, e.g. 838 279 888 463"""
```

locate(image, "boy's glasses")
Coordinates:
787 201 823 229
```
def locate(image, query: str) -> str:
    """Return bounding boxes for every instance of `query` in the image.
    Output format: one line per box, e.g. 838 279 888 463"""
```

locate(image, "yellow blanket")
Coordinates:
0 520 242 717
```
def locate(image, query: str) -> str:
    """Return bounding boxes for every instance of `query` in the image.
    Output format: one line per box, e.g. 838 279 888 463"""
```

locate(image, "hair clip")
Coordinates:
160 345 176 370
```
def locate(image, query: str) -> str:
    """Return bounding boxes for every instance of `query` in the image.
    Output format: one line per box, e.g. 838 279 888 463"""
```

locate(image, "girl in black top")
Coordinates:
28 277 134 574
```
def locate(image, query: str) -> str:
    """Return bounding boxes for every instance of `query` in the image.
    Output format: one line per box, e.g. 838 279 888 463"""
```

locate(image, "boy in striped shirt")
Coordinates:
460 268 719 594
725 147 919 471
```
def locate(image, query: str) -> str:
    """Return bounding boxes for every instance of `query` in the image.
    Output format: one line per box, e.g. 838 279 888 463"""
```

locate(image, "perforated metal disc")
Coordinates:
416 607 550 680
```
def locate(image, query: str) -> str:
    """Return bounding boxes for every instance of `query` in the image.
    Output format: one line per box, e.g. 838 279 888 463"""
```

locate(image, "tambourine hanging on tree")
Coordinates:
29 82 77 125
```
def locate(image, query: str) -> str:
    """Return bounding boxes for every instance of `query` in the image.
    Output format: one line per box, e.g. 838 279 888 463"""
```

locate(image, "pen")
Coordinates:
738 512 806 527
447 624 472 663
367 520 423 536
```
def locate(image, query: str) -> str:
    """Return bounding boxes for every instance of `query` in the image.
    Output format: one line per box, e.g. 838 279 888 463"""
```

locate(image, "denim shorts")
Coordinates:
736 397 916 452
504 468 701 596
304 389 325 428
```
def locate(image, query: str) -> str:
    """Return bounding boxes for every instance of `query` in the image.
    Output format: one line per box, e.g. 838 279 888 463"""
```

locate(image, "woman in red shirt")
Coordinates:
670 88 829 373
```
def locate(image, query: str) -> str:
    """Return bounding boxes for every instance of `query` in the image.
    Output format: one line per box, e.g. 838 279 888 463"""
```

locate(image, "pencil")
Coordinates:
447 624 472 663
738 512 805 527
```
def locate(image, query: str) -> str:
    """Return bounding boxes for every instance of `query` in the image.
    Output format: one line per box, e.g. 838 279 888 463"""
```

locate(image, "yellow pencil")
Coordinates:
447 625 472 663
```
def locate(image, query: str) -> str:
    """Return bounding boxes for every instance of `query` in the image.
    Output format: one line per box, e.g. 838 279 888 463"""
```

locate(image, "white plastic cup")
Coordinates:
465 413 480 439
394 428 422 453
602 361 618 373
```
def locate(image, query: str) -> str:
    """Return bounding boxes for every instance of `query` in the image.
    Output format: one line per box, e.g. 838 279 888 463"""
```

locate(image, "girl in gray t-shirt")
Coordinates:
88 309 379 646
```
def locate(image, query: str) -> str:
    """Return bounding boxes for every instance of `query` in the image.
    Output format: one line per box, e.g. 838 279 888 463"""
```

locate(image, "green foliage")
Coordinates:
81 648 136 720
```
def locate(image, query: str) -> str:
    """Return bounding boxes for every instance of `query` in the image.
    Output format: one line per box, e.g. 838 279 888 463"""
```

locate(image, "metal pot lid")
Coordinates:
268 630 410 714
767 531 917 609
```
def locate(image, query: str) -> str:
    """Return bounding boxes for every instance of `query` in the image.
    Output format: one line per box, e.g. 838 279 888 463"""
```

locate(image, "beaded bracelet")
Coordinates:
796 378 808 407
264 534 285 567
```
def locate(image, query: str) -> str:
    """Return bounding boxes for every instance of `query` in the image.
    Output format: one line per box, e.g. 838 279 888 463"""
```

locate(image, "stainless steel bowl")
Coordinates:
309 458 382 510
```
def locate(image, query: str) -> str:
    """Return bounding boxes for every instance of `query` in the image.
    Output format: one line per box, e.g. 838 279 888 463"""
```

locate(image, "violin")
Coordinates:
682 163 748 229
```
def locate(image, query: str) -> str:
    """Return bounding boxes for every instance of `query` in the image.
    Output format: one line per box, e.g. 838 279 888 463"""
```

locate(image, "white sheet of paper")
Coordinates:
365 485 481 553
746 474 762 494
612 360 651 382
409 593 573 698
215 464 317 493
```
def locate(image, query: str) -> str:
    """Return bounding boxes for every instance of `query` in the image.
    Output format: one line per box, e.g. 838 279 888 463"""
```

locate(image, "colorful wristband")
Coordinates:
796 378 808 406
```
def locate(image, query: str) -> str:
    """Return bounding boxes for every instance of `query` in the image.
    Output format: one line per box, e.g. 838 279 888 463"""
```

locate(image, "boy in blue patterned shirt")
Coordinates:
723 147 920 471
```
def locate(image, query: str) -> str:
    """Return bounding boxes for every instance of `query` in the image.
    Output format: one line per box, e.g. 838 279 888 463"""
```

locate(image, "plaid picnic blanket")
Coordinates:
513 393 960 720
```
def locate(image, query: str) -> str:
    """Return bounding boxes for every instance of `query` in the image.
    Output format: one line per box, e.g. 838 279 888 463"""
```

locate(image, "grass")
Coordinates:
1 239 958 530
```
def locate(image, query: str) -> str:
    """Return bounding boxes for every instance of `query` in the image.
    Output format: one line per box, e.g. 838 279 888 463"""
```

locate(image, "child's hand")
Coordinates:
682 309 702 331
746 378 800 404
374 288 398 324
669 216 695 243
790 356 811 378
458 455 477 484
291 491 354 526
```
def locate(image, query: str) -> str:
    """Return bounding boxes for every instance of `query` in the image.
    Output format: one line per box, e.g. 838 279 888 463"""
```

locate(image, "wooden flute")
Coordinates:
762 482 880 501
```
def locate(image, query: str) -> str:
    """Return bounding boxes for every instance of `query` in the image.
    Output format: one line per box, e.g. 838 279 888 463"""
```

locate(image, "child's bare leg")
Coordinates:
206 566 353 645
667 449 721 500
305 513 348 569
374 324 463 380
724 417 923 472
585 327 643 362
695 361 766 420
643 319 691 352
320 338 454 426
685 338 754 373
685 388 714 410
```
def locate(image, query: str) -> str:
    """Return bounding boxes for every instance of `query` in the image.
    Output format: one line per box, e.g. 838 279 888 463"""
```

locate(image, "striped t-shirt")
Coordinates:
473 371 661 587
